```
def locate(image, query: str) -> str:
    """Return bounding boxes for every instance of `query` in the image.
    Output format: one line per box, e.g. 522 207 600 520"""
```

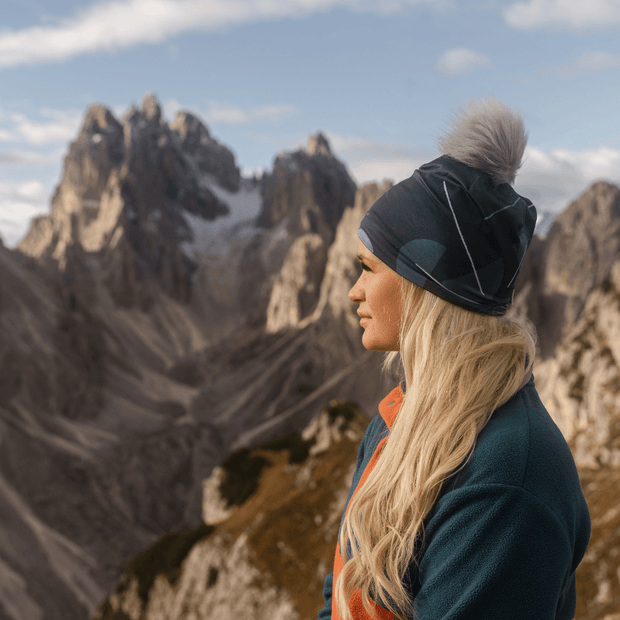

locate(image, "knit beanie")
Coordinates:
358 97 536 315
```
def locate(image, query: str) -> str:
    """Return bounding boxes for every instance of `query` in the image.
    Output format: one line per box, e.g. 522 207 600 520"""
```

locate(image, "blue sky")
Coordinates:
1 0 620 246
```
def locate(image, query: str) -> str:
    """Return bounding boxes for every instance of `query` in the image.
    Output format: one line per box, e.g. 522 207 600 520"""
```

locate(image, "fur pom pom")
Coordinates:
437 96 527 185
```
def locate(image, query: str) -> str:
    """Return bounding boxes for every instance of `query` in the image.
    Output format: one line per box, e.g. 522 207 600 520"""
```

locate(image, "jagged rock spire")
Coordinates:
308 132 332 157
141 92 162 124
170 111 240 192
18 93 237 307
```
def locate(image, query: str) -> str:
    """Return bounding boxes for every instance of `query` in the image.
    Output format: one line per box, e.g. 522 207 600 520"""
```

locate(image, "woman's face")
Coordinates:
348 240 402 351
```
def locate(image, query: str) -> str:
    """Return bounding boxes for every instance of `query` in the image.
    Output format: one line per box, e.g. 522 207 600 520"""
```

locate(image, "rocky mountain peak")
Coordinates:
82 103 123 135
17 95 238 307
170 110 211 141
257 132 356 240
307 131 332 157
512 180 620 358
235 132 357 330
170 110 240 192
141 92 162 124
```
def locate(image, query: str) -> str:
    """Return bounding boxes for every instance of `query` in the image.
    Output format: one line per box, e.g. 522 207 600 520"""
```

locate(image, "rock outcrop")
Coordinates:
257 131 356 243
511 181 620 358
576 466 620 620
264 180 391 334
93 400 369 620
535 257 620 468
265 233 329 333
170 110 240 192
238 132 357 330
18 93 236 307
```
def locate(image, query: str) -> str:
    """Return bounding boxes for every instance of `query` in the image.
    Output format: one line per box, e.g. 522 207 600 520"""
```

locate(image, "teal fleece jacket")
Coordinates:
317 375 591 619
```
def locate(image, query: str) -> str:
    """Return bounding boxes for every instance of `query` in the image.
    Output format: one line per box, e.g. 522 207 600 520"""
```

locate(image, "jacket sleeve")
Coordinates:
413 484 577 620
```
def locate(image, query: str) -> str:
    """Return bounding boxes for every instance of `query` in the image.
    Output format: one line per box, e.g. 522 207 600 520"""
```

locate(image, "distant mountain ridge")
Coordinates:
0 93 619 619
0 93 391 620
18 93 236 308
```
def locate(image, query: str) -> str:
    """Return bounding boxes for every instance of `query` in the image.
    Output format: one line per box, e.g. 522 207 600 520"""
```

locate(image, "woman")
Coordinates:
317 98 590 620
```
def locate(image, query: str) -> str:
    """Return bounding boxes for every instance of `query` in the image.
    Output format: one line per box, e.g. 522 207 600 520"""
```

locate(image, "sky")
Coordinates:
1 0 620 247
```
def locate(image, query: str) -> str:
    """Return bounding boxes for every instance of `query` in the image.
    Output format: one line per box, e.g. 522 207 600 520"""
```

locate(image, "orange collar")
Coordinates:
378 384 404 430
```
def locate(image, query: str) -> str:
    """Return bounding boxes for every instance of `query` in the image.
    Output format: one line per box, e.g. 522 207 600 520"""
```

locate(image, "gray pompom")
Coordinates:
437 96 527 185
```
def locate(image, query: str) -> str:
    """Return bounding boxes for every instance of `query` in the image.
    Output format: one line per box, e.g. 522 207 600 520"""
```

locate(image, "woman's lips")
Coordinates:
357 310 370 325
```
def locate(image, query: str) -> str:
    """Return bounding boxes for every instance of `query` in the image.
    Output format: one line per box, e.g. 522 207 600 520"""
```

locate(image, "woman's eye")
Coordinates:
361 263 371 272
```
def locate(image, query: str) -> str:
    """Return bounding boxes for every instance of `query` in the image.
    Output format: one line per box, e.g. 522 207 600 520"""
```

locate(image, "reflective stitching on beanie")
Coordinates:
483 196 523 220
414 262 482 306
443 181 484 295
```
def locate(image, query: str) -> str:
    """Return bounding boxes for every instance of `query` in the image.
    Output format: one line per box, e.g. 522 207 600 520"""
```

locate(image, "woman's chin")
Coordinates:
361 331 399 352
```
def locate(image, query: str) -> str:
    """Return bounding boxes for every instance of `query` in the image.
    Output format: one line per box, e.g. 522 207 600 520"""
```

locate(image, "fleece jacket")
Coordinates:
317 375 591 620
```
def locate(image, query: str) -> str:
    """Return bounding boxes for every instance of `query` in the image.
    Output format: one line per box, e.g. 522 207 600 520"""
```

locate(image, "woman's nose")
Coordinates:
348 277 363 302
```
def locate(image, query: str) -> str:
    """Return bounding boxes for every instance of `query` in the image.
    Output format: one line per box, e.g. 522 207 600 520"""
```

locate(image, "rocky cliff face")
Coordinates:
92 399 369 620
232 132 357 331
265 180 392 334
18 93 237 307
514 183 620 618
170 110 240 193
534 257 620 468
258 132 356 241
530 252 620 616
505 180 620 473
0 95 396 620
511 181 620 358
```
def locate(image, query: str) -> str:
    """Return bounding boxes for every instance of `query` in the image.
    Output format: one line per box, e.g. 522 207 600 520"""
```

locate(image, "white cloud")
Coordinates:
505 0 620 31
517 50 620 83
0 150 56 165
205 102 297 125
164 98 296 126
0 108 82 146
349 159 427 184
11 180 47 200
434 47 494 76
515 145 620 214
553 51 620 75
326 133 375 153
0 0 446 69
199 102 249 126
0 180 51 247
250 104 297 123
323 131 436 184
11 109 82 145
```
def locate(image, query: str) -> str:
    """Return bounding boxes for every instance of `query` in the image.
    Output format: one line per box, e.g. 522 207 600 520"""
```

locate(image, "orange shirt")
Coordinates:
331 385 403 620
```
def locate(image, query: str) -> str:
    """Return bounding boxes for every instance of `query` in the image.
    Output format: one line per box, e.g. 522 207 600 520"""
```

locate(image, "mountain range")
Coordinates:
0 93 618 620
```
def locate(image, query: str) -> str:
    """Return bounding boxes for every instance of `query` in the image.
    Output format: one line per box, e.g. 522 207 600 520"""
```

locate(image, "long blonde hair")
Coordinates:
335 277 536 620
